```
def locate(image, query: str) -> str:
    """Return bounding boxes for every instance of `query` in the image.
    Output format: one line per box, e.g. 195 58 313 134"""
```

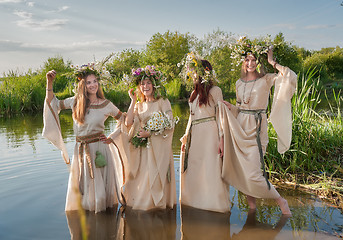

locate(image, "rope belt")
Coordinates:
76 131 103 194
240 109 270 190
183 116 216 172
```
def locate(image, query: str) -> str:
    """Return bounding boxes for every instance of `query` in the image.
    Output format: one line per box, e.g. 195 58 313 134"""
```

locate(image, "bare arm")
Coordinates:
267 47 282 72
46 70 56 104
125 88 137 126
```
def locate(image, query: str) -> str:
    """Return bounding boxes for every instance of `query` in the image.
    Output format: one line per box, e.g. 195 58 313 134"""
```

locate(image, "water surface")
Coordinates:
0 104 342 239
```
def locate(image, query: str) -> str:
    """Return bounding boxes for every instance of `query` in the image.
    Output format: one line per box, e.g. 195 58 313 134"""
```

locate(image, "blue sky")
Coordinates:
0 0 342 76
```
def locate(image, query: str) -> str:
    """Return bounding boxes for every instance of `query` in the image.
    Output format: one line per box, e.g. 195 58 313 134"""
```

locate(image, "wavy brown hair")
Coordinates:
189 60 214 106
72 73 105 125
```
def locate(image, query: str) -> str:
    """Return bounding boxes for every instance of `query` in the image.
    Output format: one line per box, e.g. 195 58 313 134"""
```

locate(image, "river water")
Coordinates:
0 104 342 239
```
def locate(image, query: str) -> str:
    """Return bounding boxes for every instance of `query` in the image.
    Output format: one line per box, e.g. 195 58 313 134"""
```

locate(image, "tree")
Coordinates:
272 33 303 74
143 31 193 81
106 48 142 82
42 56 72 92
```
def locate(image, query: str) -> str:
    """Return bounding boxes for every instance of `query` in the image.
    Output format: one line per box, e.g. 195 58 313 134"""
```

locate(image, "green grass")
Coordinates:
266 67 343 184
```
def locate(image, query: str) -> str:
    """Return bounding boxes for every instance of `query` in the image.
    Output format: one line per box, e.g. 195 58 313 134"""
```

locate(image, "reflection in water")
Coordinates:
232 210 289 240
180 205 231 240
66 208 122 240
121 207 177 240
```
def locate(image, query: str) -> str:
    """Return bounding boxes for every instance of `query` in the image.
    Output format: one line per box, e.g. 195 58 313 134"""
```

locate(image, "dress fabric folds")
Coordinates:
180 86 231 213
43 96 125 213
218 66 297 199
111 98 176 211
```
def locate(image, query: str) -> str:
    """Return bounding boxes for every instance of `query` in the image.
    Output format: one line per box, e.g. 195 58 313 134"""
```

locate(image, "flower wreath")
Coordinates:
230 36 274 66
123 65 167 99
178 52 217 85
70 62 111 82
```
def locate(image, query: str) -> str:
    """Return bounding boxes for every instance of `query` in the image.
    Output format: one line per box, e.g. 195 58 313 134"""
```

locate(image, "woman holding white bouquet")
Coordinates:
119 65 177 210
179 53 231 213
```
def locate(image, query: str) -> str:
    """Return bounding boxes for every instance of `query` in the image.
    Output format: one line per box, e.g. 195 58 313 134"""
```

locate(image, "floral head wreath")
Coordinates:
178 52 217 85
123 65 167 99
230 36 274 66
70 62 111 82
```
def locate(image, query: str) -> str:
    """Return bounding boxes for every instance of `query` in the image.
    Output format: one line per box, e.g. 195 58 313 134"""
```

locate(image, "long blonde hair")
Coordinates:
72 74 105 124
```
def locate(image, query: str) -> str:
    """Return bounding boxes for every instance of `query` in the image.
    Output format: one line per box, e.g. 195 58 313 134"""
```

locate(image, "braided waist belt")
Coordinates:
76 132 103 188
240 109 270 190
183 116 216 172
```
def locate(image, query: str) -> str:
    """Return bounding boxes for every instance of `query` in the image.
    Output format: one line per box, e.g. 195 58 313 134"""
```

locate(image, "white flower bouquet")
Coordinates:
130 111 179 148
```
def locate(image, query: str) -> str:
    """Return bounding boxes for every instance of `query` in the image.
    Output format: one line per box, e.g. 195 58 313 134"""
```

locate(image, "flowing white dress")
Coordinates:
42 96 125 213
218 66 297 198
111 98 176 210
180 86 231 213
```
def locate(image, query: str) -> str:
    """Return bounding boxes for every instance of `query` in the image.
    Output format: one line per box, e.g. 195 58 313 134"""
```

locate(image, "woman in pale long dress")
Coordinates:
42 65 125 213
219 43 296 215
180 53 230 213
120 65 176 211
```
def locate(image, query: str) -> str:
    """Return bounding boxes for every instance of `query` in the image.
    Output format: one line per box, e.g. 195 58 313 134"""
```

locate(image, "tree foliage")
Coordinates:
143 31 192 81
106 49 142 82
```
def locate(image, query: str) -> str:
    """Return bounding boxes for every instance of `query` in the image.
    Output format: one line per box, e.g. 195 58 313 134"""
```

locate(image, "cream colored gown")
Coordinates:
42 96 125 213
180 86 231 213
218 66 297 199
112 98 176 211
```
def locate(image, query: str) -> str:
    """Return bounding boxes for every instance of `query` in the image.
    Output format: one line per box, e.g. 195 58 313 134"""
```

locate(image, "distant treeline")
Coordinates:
1 30 343 115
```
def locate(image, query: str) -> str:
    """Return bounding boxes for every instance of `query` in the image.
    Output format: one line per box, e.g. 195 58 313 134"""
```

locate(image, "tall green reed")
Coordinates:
266 67 343 183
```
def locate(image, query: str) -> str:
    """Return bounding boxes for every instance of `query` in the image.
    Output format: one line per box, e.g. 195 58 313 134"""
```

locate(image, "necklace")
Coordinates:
242 79 257 104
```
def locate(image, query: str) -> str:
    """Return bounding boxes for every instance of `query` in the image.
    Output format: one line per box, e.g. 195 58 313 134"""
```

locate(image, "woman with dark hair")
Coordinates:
179 52 230 213
219 37 296 215
43 64 125 213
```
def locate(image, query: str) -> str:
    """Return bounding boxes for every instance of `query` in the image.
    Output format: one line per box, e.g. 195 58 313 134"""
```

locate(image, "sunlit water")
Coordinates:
0 104 342 240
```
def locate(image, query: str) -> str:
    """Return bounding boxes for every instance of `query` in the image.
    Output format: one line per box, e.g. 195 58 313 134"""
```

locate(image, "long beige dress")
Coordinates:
218 66 297 199
180 86 231 213
112 98 176 211
42 96 125 213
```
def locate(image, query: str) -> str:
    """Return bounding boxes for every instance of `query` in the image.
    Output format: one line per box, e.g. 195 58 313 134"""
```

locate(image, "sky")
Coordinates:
0 0 342 76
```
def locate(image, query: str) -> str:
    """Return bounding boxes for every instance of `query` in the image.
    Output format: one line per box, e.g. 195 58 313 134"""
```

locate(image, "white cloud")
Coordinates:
13 9 68 31
27 1 34 7
47 5 70 13
0 0 22 3
58 6 69 12
16 18 68 31
13 10 32 18
304 24 335 30
0 39 144 52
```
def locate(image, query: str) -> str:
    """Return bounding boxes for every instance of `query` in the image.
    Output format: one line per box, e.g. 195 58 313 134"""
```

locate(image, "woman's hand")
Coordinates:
222 100 231 110
99 134 112 144
46 70 56 103
218 136 224 158
267 47 276 66
128 88 137 102
46 70 56 84
137 129 151 138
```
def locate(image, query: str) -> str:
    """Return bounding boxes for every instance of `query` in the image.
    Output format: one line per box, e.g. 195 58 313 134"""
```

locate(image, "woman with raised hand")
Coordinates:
179 52 231 213
118 65 177 211
43 63 125 213
219 36 296 215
